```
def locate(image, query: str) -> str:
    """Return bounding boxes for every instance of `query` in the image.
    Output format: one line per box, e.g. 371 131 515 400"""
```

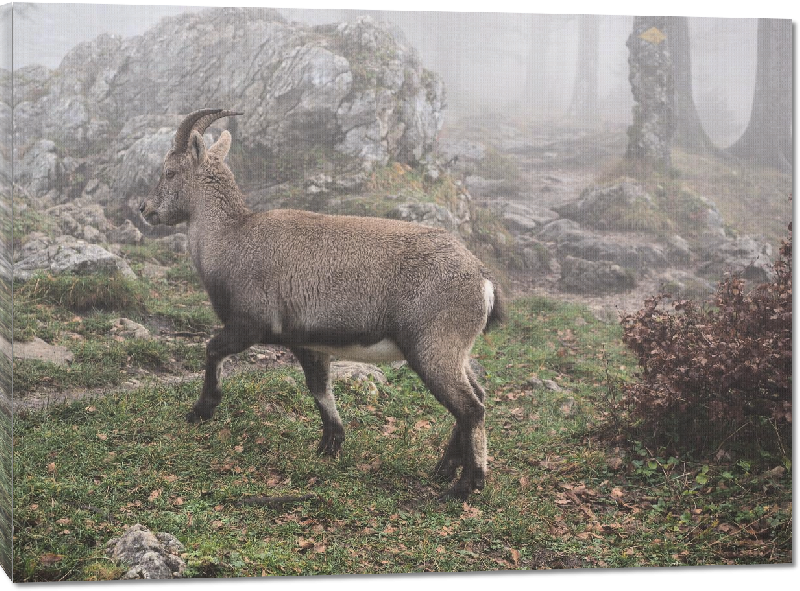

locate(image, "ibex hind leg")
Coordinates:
432 364 487 482
188 323 259 423
433 424 463 481
292 348 345 457
409 355 487 500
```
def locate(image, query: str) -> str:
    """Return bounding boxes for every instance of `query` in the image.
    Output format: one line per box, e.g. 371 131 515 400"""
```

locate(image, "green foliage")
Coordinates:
19 271 146 314
619 221 792 454
166 261 203 287
119 241 185 267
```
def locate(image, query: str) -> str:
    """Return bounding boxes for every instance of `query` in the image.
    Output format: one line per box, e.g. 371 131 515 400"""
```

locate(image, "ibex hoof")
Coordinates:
440 472 484 501
432 458 460 482
317 432 344 457
186 404 215 423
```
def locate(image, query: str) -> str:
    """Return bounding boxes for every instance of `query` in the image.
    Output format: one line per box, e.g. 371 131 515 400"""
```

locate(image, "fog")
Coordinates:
9 3 760 147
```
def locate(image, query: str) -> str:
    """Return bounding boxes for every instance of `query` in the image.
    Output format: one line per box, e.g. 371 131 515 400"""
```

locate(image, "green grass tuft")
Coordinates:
19 271 147 314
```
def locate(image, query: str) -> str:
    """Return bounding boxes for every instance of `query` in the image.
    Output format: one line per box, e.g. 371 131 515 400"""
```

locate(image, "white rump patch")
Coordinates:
308 339 405 363
483 278 495 321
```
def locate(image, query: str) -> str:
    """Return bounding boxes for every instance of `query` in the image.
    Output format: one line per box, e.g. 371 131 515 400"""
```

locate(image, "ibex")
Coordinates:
140 109 505 499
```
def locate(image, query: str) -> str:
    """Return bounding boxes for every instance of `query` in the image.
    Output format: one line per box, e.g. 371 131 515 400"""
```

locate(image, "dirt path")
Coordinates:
9 343 297 414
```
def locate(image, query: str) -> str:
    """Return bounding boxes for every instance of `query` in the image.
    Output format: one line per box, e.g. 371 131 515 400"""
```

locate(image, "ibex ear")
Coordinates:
208 130 232 162
189 130 207 166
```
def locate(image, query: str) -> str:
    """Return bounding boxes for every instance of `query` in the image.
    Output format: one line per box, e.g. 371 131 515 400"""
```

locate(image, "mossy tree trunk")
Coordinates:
625 15 674 168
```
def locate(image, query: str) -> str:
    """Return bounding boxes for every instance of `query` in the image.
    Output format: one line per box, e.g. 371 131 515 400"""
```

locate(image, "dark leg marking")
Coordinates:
292 347 345 457
187 323 258 423
407 352 487 500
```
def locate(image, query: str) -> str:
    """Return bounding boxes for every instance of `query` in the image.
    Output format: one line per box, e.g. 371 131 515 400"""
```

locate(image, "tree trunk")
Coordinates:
625 16 674 168
566 15 600 127
666 16 716 152
525 15 553 119
727 18 792 172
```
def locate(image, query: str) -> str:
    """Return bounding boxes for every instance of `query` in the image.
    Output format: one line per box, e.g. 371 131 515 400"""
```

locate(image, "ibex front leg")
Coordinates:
187 323 258 423
292 347 345 456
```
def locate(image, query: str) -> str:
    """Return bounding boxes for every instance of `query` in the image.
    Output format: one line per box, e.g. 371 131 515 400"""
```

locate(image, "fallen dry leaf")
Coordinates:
461 502 483 519
382 417 398 436
606 456 625 471
297 538 315 551
39 553 64 567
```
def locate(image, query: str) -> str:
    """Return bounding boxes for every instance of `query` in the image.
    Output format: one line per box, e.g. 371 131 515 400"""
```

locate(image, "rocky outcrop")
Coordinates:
7 8 445 206
484 172 776 297
106 524 185 580
558 255 637 294
387 200 469 234
2 8 458 289
2 336 74 366
696 235 775 283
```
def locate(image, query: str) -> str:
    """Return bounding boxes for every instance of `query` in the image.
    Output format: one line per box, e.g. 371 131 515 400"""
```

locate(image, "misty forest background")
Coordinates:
0 2 793 581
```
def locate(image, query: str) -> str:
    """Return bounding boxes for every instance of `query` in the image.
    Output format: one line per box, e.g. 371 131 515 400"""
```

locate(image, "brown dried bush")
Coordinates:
618 222 791 453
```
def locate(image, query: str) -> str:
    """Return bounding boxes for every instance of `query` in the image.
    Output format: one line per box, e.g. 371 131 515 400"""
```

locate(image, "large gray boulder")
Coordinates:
696 235 775 283
16 140 63 198
115 128 175 209
45 200 113 243
9 8 445 201
555 179 655 230
14 236 136 282
559 255 637 294
539 219 669 271
387 201 460 232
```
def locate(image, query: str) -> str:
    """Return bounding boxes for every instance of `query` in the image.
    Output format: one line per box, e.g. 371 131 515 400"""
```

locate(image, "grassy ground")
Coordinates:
12 287 792 581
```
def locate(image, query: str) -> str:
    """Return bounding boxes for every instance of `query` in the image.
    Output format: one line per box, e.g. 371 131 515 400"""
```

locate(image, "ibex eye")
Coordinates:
165 171 176 180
